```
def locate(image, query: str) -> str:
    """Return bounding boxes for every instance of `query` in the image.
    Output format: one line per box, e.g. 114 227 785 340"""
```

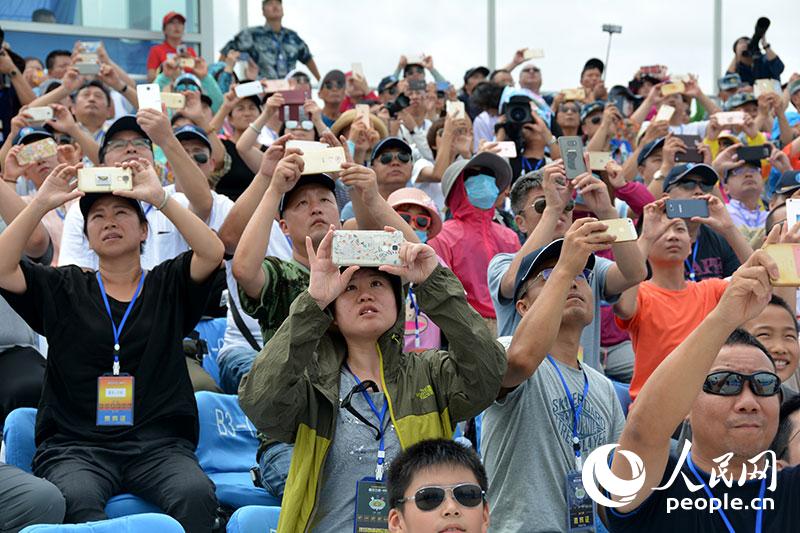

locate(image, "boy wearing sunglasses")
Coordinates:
606 250 800 532
387 439 490 533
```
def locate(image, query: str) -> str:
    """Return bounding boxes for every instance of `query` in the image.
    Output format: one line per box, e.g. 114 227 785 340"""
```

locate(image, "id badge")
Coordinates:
354 477 389 533
97 374 134 426
565 470 595 532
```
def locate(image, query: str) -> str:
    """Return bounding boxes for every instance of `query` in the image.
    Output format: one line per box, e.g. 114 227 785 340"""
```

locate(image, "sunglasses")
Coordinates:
588 115 603 125
378 151 411 165
703 371 781 397
105 138 152 152
323 80 345 90
522 67 540 74
397 211 431 229
559 105 580 114
405 66 425 75
54 134 74 145
191 152 209 164
286 120 314 131
383 86 399 96
532 267 593 285
670 180 714 193
530 198 575 215
395 483 485 512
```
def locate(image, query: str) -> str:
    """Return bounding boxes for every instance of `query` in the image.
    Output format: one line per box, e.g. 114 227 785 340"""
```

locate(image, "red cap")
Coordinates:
162 11 186 28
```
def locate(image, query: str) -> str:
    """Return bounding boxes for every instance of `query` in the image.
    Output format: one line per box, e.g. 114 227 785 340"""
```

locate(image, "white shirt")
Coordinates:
410 158 445 214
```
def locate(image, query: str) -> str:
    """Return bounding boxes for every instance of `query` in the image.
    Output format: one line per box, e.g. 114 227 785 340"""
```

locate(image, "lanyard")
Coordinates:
546 355 590 470
96 271 146 376
408 286 420 349
521 156 544 172
686 453 766 533
685 238 700 281
345 364 389 481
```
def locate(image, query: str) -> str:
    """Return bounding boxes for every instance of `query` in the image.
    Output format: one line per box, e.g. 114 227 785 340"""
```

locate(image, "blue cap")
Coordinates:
173 124 211 151
13 126 53 146
718 73 742 91
174 73 203 91
580 101 605 123
776 170 800 196
637 137 665 166
378 75 399 94
370 137 411 162
724 92 757 111
663 163 719 193
514 239 596 302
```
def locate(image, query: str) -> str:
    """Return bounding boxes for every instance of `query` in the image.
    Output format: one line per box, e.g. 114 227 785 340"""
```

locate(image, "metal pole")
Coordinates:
487 0 496 69
603 33 613 81
239 0 249 30
713 0 722 90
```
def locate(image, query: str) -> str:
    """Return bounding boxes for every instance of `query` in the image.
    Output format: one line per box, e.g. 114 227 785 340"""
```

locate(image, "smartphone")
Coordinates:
25 106 53 123
75 62 100 76
137 83 162 111
588 152 612 171
278 89 308 105
600 218 638 242
754 78 779 98
736 144 770 162
77 167 133 193
715 111 746 126
176 44 188 55
263 79 291 93
640 65 665 75
178 57 195 69
332 230 403 267
406 54 426 66
408 79 426 92
355 104 371 128
235 80 264 98
523 48 545 60
301 146 346 175
557 136 587 180
666 198 709 219
562 88 586 101
446 100 465 119
496 141 517 158
670 74 691 83
351 62 365 80
674 134 703 163
786 199 800 227
654 104 675 122
160 92 185 109
763 245 800 286
16 138 58 166
286 140 328 152
78 41 101 53
661 82 685 96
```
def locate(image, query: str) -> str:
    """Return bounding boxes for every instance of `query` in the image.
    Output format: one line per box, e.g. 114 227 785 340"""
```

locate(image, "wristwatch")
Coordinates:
652 170 665 181
547 135 557 145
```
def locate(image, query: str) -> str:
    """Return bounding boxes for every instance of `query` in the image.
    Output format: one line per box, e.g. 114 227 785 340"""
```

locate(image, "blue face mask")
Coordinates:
464 174 499 210
414 229 428 243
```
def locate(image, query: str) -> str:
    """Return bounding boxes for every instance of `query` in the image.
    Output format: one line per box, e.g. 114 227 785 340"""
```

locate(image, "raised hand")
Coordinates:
711 250 777 328
306 226 360 309
267 149 304 194
114 158 164 206
378 228 439 284
257 134 291 179
31 163 84 212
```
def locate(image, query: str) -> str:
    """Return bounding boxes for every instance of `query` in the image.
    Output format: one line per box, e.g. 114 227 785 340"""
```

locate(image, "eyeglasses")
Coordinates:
395 483 485 512
105 138 152 152
54 134 74 145
531 267 593 285
405 66 425 75
670 180 714 193
589 115 603 125
378 151 411 165
522 67 540 74
286 120 314 131
323 80 345 90
728 166 759 178
703 371 781 397
397 211 431 230
191 152 209 164
530 198 575 215
559 105 579 114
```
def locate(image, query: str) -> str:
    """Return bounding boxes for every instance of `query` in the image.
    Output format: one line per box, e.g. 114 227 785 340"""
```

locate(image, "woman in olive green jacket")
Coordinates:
239 227 506 532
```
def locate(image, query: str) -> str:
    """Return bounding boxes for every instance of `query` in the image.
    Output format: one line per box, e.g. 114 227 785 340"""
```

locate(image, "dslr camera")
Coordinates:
504 95 534 125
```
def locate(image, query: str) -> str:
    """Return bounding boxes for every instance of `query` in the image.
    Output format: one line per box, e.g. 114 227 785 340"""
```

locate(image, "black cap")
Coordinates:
79 194 146 234
99 115 151 163
378 75 399 94
663 163 719 193
370 137 411 162
637 137 665 166
321 70 346 86
278 173 336 215
582 58 605 75
776 170 800 196
173 124 212 151
13 126 54 146
514 239 596 302
463 66 490 82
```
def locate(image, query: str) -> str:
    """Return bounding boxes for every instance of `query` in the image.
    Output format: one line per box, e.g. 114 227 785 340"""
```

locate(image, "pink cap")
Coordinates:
387 187 443 239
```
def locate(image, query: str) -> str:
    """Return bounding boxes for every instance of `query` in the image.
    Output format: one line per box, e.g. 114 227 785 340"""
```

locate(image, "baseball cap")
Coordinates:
580 101 605 123
174 73 203 91
775 170 800 196
582 58 605 75
99 115 150 163
514 239 596 302
788 80 800 98
79 194 146 231
387 187 442 240
663 163 719 193
463 66 490 82
321 70 346 86
278 173 336 216
724 92 757 111
13 126 53 146
370 137 411 162
378 75 399 94
637 137 665 166
162 11 185 28
718 73 742 91
173 124 211 151
441 152 512 201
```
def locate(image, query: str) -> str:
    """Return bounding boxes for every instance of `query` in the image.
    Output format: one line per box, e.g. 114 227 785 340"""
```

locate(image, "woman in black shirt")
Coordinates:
0 158 225 532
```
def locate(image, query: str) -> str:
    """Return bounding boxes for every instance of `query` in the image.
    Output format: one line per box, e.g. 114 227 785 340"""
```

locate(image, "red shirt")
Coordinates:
146 42 197 71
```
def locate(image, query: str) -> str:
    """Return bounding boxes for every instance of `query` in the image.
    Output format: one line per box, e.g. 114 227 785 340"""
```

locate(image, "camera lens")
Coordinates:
391 245 399 251
509 107 526 122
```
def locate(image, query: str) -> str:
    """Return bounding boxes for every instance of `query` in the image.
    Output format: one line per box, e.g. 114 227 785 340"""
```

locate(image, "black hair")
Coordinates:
723 328 775 368
82 197 148 254
469 81 504 113
45 49 71 71
489 69 510 81
733 36 750 54
772 394 800 460
766 294 800 333
32 8 56 22
426 117 446 158
509 169 545 215
72 80 112 105
765 203 786 236
387 439 487 510
24 56 43 68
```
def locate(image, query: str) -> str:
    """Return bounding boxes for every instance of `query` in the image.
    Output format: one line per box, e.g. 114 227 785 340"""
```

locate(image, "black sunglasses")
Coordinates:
589 115 603 125
531 198 575 215
396 483 485 512
670 180 714 193
405 65 425 75
378 151 411 165
703 371 781 397
54 134 74 145
323 80 344 90
191 152 209 164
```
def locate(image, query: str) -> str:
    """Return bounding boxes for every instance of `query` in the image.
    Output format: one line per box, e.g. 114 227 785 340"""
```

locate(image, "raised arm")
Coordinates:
179 90 226 170
694 194 753 264
611 251 776 512
47 104 101 165
0 50 35 105
236 91 283 172
0 150 51 258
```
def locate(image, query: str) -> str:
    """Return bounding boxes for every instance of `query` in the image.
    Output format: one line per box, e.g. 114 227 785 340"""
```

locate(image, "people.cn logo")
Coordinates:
582 444 647 508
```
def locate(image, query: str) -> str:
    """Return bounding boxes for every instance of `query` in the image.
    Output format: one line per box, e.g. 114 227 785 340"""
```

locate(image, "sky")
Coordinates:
213 0 799 95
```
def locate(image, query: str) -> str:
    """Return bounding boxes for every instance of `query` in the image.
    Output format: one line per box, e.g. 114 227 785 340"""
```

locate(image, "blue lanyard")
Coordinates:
345 364 389 481
521 157 544 172
408 286 420 349
686 453 766 533
685 238 700 281
96 271 146 375
546 355 590 469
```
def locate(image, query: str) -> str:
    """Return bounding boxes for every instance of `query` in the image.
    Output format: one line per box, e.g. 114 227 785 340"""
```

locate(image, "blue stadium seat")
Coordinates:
2 408 162 517
612 381 632 417
194 392 280 509
226 505 281 533
194 317 227 387
19 513 183 533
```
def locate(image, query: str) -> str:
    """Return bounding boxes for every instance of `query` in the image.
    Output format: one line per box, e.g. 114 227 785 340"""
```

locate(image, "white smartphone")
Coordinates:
160 92 185 109
263 79 291 93
589 151 612 171
178 57 195 69
495 141 517 158
77 167 133 193
78 41 101 53
523 48 544 60
75 62 100 76
301 147 346 175
600 218 638 242
235 80 264 98
351 62 365 80
446 100 466 119
355 104 371 128
25 106 53 123
786 199 800 228
715 111 746 126
754 78 780 98
332 230 403 267
654 104 675 122
137 84 162 111
286 140 328 152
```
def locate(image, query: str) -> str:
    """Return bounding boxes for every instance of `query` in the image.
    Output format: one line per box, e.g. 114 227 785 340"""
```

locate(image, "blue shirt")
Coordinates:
221 25 312 79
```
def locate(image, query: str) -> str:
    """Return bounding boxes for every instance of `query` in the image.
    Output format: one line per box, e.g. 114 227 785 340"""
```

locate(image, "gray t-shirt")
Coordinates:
312 370 401 533
487 253 617 373
0 220 40 351
481 338 626 533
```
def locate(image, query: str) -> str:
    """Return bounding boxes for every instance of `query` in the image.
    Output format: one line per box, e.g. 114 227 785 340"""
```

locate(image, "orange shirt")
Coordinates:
615 278 728 401
784 144 800 170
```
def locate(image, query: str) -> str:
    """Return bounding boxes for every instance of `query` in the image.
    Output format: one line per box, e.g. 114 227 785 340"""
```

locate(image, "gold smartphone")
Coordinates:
160 92 186 109
562 88 586 101
600 218 638 243
661 82 685 96
17 138 58 166
763 244 800 286
301 147 346 175
588 152 612 171
77 167 133 193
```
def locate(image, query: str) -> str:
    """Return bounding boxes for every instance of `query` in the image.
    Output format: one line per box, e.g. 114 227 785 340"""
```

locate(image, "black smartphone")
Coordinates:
557 136 587 179
736 144 770 162
674 134 703 163
666 199 709 219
